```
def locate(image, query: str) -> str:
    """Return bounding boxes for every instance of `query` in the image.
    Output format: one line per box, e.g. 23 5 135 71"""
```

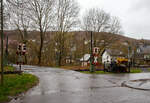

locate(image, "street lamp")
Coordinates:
1 0 4 85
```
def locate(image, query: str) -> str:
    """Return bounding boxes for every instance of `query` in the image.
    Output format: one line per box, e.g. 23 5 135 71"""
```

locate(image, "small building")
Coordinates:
80 54 90 66
136 45 150 65
65 56 74 64
101 49 125 64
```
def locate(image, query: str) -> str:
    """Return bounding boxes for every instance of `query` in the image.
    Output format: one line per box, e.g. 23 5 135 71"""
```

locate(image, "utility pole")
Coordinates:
1 0 4 85
128 46 131 73
5 36 8 56
90 31 94 72
83 38 85 66
3 36 8 66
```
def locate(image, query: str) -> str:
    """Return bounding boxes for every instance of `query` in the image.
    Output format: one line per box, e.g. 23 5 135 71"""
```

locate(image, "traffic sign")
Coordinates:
93 47 100 55
92 47 100 66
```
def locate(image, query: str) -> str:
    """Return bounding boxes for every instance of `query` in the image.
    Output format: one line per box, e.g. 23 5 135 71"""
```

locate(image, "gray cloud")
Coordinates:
131 0 150 11
125 0 150 39
77 0 150 39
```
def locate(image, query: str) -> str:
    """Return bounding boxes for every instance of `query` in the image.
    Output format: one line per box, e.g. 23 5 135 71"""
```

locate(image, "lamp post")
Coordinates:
1 0 4 85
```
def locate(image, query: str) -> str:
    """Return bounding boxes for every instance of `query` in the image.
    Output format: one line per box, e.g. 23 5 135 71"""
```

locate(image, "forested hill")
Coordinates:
3 30 149 46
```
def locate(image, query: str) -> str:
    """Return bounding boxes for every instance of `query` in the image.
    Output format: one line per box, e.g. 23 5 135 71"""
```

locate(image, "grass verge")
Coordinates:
80 71 110 74
130 68 142 73
79 68 142 74
147 68 150 72
0 74 39 103
0 66 15 72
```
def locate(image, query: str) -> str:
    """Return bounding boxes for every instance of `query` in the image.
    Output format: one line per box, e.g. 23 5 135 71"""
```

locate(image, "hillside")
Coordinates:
1 30 149 52
1 30 150 66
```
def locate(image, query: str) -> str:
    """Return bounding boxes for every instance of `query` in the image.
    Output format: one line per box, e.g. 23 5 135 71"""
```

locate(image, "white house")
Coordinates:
101 49 125 64
80 54 90 66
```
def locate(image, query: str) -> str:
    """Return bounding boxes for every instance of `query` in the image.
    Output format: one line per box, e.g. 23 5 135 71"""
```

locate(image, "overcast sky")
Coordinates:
77 0 150 39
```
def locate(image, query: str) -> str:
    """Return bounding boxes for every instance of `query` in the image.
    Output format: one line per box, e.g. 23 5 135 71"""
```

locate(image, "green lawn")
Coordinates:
130 68 142 73
0 74 39 102
80 71 110 74
0 66 15 72
80 68 142 74
148 68 150 72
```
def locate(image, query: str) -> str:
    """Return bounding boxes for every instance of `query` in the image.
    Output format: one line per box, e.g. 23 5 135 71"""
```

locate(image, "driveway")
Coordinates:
10 65 150 103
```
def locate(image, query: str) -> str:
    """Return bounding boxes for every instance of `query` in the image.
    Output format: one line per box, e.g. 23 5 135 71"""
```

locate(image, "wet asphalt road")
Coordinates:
10 65 150 103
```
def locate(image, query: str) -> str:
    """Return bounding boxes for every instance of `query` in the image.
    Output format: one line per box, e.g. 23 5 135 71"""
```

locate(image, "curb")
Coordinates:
122 80 150 91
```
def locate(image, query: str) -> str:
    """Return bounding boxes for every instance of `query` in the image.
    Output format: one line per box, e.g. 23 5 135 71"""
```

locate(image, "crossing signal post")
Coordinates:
22 44 26 55
16 43 27 73
93 47 100 66
17 44 22 51
90 31 100 73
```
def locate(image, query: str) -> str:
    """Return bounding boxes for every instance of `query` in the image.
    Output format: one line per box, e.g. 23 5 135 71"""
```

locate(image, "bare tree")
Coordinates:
82 8 123 34
54 0 80 66
82 8 123 49
82 8 110 32
6 0 33 64
108 16 123 34
26 0 55 65
6 0 30 42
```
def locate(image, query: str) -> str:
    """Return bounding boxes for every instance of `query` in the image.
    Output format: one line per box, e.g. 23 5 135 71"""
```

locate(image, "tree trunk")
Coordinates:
58 51 62 66
38 30 44 65
24 55 27 64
